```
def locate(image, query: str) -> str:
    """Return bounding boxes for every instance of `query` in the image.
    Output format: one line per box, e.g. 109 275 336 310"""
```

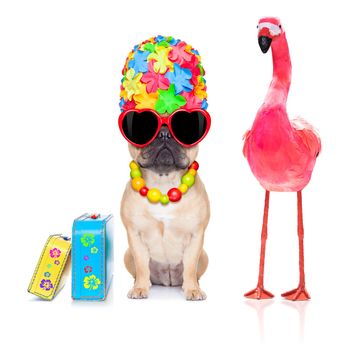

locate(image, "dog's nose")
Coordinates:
157 126 172 141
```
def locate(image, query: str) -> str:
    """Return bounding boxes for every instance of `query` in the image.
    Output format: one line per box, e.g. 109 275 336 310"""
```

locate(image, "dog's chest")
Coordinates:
144 204 191 266
147 194 200 227
147 204 178 230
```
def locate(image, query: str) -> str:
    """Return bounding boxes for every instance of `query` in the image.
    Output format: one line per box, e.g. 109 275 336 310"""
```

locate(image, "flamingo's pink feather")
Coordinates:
290 117 321 158
244 29 320 192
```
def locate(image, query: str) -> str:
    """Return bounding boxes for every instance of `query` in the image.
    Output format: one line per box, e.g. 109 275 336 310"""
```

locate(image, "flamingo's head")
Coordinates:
257 17 284 53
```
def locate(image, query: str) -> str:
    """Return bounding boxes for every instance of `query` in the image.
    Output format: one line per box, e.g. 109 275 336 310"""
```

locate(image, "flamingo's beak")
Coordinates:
258 36 272 53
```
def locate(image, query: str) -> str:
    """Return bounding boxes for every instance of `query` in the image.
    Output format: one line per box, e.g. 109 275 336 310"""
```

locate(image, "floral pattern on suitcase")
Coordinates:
80 233 101 291
38 246 64 291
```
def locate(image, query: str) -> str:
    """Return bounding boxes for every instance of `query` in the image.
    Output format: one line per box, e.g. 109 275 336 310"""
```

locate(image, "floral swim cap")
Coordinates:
119 35 208 114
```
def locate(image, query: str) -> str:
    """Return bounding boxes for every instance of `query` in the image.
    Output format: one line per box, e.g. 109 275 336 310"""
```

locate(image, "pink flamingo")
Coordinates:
243 17 321 301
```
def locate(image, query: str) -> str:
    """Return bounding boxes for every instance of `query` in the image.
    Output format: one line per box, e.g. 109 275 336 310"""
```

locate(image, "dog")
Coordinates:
119 36 210 300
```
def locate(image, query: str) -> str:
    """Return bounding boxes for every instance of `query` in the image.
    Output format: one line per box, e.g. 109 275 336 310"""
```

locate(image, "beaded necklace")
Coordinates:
129 160 199 205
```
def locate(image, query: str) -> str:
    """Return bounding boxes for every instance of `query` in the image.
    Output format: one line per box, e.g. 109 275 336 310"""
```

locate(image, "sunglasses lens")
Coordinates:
121 111 158 146
170 111 208 145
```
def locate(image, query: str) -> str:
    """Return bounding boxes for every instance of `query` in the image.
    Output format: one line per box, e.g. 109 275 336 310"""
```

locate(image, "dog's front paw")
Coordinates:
184 288 207 301
127 286 149 299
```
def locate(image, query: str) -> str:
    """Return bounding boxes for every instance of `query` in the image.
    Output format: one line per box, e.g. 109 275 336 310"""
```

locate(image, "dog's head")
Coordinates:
119 35 209 174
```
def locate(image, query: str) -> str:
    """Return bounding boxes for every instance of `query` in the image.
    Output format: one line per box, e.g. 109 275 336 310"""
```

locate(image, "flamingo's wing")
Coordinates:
242 129 251 158
291 117 321 158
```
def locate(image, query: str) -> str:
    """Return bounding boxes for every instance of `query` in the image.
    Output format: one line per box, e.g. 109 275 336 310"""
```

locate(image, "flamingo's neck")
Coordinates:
264 33 291 106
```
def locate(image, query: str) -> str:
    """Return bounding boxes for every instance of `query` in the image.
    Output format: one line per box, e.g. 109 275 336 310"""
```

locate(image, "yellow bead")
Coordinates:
129 161 139 170
147 188 161 203
131 177 145 191
188 168 196 176
178 183 188 193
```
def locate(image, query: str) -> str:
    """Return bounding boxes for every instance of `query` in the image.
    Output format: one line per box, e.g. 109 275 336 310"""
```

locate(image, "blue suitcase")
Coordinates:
72 213 114 300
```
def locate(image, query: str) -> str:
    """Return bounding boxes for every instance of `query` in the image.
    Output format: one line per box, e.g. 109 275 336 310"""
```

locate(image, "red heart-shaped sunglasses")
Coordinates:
118 109 211 148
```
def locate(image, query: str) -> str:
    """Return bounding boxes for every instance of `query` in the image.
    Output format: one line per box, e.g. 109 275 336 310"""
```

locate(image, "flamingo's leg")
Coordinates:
245 191 274 299
282 191 311 301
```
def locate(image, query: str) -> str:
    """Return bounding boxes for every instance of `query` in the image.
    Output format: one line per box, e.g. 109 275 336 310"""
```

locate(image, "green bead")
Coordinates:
160 194 169 205
130 169 142 179
181 173 195 187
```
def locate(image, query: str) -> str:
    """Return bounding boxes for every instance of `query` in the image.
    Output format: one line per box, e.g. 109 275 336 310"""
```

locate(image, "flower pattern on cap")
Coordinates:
141 61 170 93
156 84 186 114
122 68 143 101
165 63 193 94
128 50 149 74
120 36 208 113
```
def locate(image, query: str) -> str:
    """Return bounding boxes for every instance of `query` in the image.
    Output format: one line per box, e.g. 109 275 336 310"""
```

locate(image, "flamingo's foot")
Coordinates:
244 286 274 300
281 286 310 301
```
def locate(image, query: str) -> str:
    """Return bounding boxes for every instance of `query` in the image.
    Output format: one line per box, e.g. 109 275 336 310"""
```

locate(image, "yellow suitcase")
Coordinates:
28 234 71 300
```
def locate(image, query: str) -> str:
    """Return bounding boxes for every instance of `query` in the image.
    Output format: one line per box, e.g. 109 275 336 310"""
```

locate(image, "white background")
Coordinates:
1 0 349 348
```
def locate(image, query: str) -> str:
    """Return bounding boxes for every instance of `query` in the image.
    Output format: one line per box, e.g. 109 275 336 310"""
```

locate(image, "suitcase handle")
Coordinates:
90 213 100 219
